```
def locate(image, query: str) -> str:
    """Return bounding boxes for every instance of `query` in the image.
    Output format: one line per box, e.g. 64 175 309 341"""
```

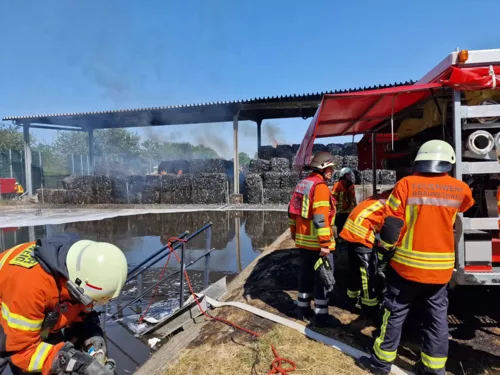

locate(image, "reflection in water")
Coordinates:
0 211 288 375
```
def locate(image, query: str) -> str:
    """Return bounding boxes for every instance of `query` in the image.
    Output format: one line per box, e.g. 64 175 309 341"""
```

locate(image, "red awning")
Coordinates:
440 66 500 91
294 83 442 169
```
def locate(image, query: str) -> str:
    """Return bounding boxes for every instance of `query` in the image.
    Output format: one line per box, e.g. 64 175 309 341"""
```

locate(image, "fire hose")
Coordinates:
140 237 297 375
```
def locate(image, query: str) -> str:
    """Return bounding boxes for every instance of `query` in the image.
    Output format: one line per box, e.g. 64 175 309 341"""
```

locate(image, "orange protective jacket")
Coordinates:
332 180 356 214
339 193 390 249
0 235 88 375
289 172 336 251
384 173 475 284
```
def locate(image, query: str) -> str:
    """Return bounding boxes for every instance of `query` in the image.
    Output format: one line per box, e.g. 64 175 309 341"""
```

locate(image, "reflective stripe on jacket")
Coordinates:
332 180 356 214
339 197 387 248
0 242 87 375
386 173 475 284
289 172 336 251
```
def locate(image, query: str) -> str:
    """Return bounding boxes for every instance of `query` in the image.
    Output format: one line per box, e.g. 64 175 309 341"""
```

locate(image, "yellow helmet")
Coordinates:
413 140 456 173
66 240 128 305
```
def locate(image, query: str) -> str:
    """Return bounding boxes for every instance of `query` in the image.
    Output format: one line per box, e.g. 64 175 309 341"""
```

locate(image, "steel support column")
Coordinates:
452 90 465 271
233 114 240 194
371 132 377 195
23 123 32 196
88 129 94 173
256 120 262 149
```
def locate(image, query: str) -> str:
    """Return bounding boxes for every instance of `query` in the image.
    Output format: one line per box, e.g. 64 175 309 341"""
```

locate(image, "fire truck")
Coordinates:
295 48 500 286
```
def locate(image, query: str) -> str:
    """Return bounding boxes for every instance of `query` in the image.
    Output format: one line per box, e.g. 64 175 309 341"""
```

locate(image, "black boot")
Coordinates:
294 307 314 322
355 356 390 375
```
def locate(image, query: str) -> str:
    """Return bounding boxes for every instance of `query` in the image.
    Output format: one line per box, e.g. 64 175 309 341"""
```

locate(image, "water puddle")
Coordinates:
0 210 288 374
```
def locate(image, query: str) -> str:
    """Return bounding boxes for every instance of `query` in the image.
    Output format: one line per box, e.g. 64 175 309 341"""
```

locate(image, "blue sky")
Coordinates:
0 0 498 158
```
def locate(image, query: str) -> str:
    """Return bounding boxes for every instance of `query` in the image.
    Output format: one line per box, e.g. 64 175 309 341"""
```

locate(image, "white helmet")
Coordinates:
413 140 456 173
66 240 128 305
339 167 353 179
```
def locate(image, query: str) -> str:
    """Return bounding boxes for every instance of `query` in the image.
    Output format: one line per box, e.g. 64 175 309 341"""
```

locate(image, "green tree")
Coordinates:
238 152 251 167
0 123 36 150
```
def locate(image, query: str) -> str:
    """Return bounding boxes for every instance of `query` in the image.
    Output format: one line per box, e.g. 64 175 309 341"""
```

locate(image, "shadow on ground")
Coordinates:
243 248 500 375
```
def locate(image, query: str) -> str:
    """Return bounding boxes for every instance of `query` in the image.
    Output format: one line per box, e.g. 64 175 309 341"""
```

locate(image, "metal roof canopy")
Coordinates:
2 82 415 130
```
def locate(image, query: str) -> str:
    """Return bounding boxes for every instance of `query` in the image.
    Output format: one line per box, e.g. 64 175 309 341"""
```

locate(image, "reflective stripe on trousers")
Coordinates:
297 249 335 315
370 267 449 375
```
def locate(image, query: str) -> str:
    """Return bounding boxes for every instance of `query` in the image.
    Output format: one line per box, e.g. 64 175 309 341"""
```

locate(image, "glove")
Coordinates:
52 342 114 375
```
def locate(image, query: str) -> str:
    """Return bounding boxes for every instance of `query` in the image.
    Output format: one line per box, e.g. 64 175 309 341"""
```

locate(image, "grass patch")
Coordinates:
164 325 365 375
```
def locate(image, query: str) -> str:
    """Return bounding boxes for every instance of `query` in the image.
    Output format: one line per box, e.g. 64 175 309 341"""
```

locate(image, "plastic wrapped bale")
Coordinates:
36 189 67 204
66 190 89 204
275 145 294 161
192 173 228 204
270 158 290 172
127 175 145 204
262 172 282 190
203 159 226 174
379 170 396 185
312 144 327 153
61 175 95 192
263 189 282 204
93 175 112 204
111 177 129 203
248 159 270 174
142 175 161 204
188 159 206 174
160 174 177 204
343 156 358 169
244 174 263 204
342 143 358 156
326 143 344 155
174 174 194 204
258 146 276 160
280 171 301 190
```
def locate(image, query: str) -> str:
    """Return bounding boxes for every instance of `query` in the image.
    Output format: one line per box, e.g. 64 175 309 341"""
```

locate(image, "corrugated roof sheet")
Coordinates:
2 81 415 121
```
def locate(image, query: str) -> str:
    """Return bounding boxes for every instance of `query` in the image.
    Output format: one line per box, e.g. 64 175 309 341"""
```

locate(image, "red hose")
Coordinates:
141 236 296 374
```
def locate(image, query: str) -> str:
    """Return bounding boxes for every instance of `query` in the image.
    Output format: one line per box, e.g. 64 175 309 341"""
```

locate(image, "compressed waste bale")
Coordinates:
342 143 358 156
249 159 270 174
127 175 144 204
291 144 301 155
326 143 344 155
206 158 227 173
263 189 282 204
361 170 374 184
66 190 89 204
280 171 300 189
111 177 129 203
275 145 294 161
93 175 112 204
312 144 327 153
36 189 67 204
262 172 282 189
61 175 94 192
189 159 206 174
280 189 293 204
342 156 358 169
142 175 161 204
379 170 396 185
270 158 290 172
332 155 343 169
258 146 276 160
192 173 228 204
175 174 194 204
244 174 263 204
160 174 177 204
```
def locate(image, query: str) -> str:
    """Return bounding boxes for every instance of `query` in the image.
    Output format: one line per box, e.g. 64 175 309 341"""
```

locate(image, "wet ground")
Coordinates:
0 210 289 375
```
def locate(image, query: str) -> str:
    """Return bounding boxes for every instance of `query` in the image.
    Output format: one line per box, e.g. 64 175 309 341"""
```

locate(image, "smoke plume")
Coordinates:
263 122 285 146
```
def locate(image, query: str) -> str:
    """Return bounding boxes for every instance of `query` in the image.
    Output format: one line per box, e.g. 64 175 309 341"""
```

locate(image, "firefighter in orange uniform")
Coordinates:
0 233 128 375
357 140 475 375
339 189 393 315
13 182 24 196
288 152 339 327
332 167 357 239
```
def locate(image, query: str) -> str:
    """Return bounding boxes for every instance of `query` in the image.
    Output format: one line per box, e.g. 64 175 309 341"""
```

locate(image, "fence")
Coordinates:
68 154 161 176
108 222 213 322
0 149 43 192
